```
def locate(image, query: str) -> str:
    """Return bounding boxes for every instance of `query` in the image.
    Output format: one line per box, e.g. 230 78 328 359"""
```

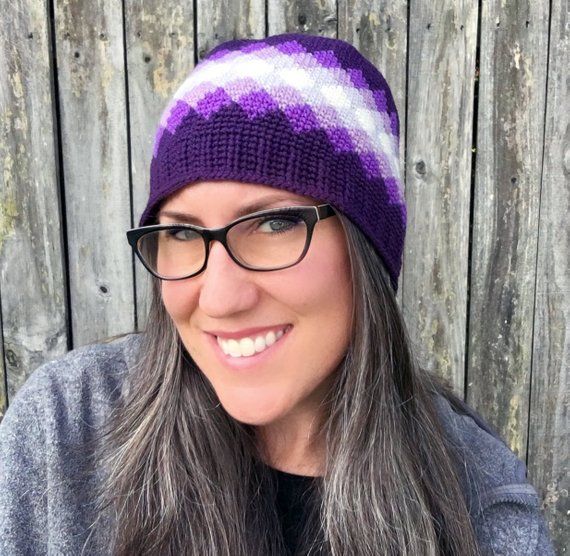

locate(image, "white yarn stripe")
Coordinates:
159 45 400 181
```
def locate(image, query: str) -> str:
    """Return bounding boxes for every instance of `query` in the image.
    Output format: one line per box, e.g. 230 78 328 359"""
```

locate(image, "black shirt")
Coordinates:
272 468 320 555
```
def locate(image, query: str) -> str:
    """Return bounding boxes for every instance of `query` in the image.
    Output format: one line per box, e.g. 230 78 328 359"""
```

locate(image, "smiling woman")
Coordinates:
0 33 554 556
157 182 352 449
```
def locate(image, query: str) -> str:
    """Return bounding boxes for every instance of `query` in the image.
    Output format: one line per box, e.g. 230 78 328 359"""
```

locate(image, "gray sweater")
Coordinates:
0 334 555 555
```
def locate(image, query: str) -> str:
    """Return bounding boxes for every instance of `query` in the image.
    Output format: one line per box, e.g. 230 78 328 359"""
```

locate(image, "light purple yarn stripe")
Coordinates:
160 45 394 137
197 41 390 115
159 75 395 149
174 46 383 111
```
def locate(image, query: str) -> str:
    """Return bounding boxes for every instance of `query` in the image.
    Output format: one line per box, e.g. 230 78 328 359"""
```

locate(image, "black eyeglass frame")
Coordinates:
126 203 337 280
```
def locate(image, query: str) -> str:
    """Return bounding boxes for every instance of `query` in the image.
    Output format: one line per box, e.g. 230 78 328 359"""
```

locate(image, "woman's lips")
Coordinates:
205 325 292 370
205 323 291 340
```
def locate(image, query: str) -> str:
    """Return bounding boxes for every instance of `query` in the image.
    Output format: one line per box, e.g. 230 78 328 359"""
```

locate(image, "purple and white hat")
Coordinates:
140 33 406 290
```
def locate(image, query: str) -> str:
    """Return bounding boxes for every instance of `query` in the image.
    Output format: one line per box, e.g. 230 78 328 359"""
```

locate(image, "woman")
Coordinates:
0 33 554 555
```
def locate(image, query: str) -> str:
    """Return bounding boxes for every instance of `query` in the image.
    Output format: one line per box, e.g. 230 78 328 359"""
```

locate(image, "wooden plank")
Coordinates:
0 294 6 419
196 0 265 63
466 2 549 457
403 1 478 392
268 0 337 36
54 0 134 346
527 0 569 550
124 1 195 329
0 0 68 401
338 1 408 304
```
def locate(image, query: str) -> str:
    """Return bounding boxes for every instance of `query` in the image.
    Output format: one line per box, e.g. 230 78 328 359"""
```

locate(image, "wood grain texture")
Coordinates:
403 0 478 392
196 0 265 63
268 0 337 36
0 297 5 419
0 0 68 401
466 1 549 458
54 0 134 346
338 0 408 304
124 1 195 329
526 0 569 550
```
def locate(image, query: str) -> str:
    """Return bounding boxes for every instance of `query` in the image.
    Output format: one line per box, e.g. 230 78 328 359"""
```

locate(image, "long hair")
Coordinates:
93 213 481 555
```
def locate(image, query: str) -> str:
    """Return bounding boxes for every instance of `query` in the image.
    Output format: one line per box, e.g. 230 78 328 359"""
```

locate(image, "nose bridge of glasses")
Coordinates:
202 225 240 265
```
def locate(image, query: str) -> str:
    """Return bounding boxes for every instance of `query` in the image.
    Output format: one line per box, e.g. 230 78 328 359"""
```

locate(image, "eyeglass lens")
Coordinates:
137 212 308 279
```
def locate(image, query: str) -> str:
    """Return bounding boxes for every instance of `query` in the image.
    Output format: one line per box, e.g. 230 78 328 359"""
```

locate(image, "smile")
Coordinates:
216 325 291 358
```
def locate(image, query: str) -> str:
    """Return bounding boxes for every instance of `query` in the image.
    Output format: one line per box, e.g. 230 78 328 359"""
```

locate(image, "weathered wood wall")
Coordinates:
0 0 567 550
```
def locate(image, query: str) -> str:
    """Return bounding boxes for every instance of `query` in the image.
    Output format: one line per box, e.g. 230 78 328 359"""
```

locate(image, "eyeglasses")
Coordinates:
126 204 337 280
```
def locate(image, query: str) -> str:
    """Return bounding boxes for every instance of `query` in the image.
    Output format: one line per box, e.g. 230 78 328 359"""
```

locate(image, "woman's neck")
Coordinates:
256 412 326 477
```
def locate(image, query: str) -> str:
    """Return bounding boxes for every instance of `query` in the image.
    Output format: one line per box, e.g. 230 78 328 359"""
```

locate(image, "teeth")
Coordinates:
216 327 289 358
254 336 265 353
265 331 276 347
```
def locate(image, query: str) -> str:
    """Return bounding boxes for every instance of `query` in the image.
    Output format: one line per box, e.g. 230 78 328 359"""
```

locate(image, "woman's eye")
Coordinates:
166 229 200 241
257 217 299 233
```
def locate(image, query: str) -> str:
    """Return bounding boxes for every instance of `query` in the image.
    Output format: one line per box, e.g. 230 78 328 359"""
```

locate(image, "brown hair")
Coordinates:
93 214 481 555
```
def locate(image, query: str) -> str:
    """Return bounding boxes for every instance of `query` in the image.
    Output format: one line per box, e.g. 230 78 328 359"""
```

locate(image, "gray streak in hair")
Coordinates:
92 214 481 555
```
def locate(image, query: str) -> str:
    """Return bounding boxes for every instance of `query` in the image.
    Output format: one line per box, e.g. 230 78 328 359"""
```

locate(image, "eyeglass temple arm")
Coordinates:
316 204 336 220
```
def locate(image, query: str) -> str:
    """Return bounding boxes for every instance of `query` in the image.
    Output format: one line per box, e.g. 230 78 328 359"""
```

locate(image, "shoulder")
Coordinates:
433 393 555 555
18 332 140 394
0 333 142 554
433 393 531 496
1 332 143 437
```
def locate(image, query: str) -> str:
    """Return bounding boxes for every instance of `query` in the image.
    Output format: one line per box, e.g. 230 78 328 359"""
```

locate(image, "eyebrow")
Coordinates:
157 195 306 225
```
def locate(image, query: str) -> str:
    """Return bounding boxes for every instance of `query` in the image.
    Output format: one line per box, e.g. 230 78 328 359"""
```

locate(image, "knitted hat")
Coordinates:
141 33 406 290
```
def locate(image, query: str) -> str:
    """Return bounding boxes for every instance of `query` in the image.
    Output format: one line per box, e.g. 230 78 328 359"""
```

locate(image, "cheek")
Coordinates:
304 238 353 348
161 280 199 323
268 238 353 339
297 237 352 311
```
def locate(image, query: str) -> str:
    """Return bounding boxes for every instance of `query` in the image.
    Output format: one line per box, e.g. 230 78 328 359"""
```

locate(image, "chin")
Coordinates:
217 392 288 426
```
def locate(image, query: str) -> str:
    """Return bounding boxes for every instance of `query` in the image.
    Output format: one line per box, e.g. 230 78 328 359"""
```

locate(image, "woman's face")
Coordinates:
159 180 353 427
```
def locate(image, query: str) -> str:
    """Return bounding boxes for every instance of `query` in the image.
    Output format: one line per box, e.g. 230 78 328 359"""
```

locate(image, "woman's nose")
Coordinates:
197 240 260 318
